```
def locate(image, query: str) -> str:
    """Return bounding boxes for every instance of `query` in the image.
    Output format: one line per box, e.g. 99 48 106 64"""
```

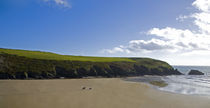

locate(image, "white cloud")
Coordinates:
102 0 210 65
128 39 174 51
102 47 125 54
176 15 189 21
192 0 210 12
43 0 71 8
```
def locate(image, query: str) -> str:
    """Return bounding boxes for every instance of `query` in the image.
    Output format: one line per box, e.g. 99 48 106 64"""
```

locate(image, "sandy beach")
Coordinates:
0 78 210 108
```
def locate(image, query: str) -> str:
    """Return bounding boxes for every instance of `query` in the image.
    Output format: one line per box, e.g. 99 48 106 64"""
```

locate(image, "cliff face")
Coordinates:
0 49 182 79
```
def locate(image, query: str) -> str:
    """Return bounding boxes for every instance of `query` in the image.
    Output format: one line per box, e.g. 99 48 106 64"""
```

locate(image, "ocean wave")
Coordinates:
160 75 210 97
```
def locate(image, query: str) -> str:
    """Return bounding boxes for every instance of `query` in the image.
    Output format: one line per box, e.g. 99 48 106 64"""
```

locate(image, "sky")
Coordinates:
1 0 210 66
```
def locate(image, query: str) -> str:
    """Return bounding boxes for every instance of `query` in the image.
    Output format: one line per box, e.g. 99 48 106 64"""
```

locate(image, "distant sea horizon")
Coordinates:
173 65 210 75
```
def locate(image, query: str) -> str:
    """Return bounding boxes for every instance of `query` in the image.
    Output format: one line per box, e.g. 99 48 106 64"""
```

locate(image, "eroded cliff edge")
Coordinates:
0 48 182 79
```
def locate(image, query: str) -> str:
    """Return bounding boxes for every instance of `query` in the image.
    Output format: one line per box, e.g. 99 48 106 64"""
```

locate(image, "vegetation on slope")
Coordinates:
0 48 182 79
0 48 134 62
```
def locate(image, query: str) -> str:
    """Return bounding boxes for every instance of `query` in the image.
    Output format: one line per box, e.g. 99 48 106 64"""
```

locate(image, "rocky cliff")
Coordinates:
0 48 182 79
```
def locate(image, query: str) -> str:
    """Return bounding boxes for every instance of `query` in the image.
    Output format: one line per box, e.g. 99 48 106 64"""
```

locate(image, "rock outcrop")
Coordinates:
188 70 204 75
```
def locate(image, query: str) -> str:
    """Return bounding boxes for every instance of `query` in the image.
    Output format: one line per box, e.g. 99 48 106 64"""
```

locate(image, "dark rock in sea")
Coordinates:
188 70 204 75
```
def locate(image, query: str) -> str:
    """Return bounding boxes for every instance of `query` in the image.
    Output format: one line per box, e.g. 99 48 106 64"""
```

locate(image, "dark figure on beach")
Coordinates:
82 87 86 90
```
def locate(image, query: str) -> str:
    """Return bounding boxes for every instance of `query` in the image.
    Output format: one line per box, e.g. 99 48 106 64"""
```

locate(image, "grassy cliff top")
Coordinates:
0 48 135 62
0 48 180 79
0 48 172 69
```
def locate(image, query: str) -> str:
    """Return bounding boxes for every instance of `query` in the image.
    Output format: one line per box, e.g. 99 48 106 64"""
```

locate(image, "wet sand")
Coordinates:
0 78 210 108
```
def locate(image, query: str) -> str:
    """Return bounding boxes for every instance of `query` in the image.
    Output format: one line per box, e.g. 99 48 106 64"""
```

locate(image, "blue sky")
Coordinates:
1 0 210 65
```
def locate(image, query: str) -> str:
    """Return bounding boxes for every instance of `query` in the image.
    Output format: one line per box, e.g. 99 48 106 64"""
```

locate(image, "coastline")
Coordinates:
0 78 210 108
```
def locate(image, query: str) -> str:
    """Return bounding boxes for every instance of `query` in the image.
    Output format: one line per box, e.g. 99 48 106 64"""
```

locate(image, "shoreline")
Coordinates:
0 78 210 108
124 75 210 98
1 76 210 98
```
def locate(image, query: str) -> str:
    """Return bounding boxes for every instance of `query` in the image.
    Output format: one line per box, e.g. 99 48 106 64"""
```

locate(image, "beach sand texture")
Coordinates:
0 78 210 108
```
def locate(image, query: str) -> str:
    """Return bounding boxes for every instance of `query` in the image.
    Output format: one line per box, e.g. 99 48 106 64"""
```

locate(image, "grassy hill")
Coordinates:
0 48 135 62
0 48 182 79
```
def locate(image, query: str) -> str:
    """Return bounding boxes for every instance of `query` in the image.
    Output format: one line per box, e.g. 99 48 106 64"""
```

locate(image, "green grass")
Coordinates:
0 48 179 79
0 48 173 69
0 48 135 62
132 58 172 69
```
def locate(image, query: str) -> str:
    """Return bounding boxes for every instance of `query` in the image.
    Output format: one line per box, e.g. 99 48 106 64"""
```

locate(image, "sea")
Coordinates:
160 66 210 97
126 66 210 97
